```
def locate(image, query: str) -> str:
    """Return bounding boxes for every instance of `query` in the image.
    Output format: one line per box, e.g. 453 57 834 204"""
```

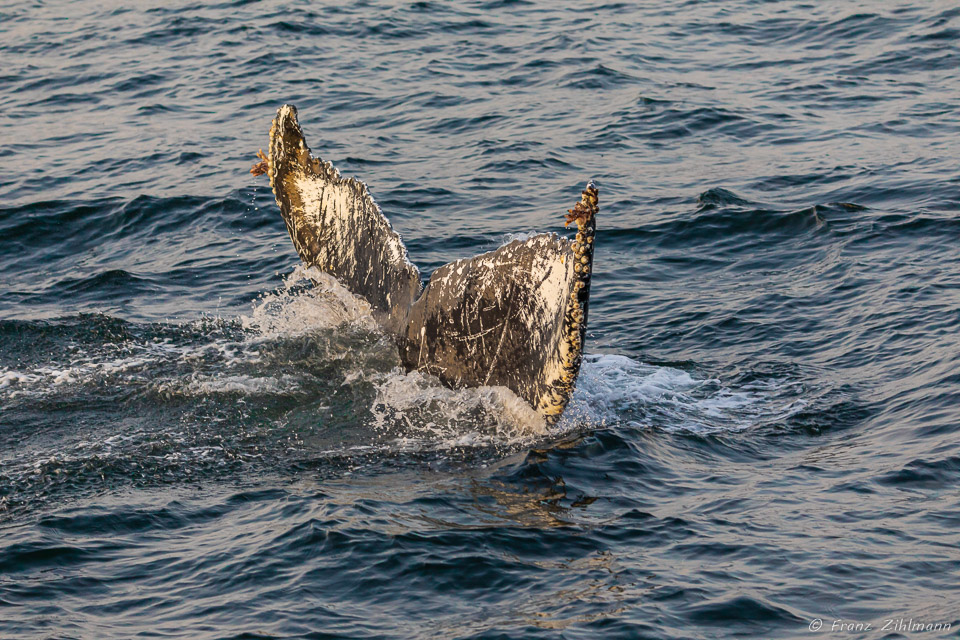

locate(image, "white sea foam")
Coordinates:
158 373 312 397
370 369 548 447
240 265 377 337
0 370 39 386
0 340 237 398
0 266 378 402
564 353 805 434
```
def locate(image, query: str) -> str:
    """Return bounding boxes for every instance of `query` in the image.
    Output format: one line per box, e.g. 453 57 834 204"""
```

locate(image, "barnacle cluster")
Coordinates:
537 182 598 422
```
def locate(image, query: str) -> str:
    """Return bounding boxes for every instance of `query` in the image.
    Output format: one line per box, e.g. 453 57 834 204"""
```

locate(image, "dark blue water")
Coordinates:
2 1 959 638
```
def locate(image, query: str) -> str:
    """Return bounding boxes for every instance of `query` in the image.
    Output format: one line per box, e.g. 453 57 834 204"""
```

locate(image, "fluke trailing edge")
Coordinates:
253 105 598 425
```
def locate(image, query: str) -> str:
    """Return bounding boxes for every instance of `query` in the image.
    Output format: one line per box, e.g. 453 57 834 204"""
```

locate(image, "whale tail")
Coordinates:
259 105 597 425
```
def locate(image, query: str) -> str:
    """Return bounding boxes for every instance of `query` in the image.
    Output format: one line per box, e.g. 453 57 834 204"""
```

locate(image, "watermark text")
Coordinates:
808 618 952 633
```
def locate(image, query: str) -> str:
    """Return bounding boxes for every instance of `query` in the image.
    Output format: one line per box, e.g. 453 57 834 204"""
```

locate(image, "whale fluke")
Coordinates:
257 105 597 424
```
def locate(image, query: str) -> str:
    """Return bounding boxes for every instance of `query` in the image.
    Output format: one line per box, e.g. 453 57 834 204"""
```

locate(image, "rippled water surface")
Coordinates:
2 1 960 638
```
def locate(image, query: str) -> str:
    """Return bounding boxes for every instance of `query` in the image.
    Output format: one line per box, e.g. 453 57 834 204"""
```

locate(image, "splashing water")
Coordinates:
241 265 379 337
0 267 805 519
2 267 802 441
567 354 807 435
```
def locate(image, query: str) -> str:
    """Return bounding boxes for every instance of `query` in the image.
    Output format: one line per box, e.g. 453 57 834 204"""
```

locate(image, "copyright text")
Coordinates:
808 618 952 633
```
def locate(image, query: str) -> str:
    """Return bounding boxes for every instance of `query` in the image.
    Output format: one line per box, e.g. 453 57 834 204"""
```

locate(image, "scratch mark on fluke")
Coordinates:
252 104 598 425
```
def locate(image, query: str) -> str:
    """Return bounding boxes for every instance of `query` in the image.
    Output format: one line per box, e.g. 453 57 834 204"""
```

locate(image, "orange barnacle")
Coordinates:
564 183 599 228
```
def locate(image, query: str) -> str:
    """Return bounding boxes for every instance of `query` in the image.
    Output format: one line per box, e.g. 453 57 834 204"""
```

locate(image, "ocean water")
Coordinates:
1 1 959 638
